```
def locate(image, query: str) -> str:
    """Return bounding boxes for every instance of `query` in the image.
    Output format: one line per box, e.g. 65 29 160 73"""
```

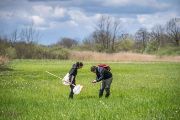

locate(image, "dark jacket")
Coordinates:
96 66 112 82
68 63 78 84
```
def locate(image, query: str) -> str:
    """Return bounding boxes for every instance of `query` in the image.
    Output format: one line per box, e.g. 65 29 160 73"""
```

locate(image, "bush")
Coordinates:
145 41 158 54
0 38 11 55
5 47 17 59
48 45 70 59
157 46 180 56
117 39 135 52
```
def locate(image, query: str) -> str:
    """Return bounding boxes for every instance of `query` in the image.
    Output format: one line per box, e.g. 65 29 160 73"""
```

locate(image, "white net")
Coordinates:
62 73 70 85
73 85 83 94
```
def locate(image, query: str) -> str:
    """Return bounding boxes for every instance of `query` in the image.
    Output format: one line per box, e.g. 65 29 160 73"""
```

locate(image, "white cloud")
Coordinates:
68 9 87 22
44 9 101 33
32 5 53 17
68 20 78 26
103 0 170 9
103 0 130 6
0 0 178 44
137 11 178 29
54 7 66 18
31 15 45 26
30 5 68 29
67 9 100 27
32 5 67 18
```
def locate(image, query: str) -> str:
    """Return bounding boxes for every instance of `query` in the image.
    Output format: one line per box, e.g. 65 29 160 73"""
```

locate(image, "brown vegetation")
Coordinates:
70 51 180 62
0 56 9 65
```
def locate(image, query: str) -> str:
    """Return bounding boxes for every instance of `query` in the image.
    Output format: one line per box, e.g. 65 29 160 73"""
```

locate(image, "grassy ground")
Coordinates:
0 60 180 120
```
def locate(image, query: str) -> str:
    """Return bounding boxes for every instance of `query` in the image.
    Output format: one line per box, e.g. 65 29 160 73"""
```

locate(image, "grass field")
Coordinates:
0 60 180 120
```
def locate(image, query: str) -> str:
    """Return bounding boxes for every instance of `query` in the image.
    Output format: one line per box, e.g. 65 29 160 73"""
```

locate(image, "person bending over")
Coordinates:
68 62 83 99
91 65 112 98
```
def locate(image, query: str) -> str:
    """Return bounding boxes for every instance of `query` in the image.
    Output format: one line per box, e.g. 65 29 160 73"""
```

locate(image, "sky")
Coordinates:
0 0 179 45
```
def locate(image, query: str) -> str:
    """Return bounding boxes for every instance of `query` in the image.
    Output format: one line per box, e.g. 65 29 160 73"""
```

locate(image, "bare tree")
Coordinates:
135 28 149 53
93 15 121 52
19 23 40 43
9 29 20 47
95 16 110 49
111 20 120 51
10 29 19 43
166 18 180 46
82 36 95 50
151 24 165 50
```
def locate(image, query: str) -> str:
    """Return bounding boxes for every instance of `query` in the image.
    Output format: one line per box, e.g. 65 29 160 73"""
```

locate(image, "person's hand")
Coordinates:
92 80 97 83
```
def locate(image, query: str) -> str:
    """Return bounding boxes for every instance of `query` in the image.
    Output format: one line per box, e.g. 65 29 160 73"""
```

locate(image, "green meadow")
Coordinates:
0 60 180 120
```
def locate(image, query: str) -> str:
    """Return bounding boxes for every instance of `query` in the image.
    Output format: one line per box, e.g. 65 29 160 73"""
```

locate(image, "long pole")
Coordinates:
45 71 75 87
45 71 62 79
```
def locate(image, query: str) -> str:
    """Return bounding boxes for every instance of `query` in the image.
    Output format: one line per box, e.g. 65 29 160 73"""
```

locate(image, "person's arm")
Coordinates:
92 73 104 83
69 63 77 76
69 75 74 84
96 69 104 82
69 68 75 75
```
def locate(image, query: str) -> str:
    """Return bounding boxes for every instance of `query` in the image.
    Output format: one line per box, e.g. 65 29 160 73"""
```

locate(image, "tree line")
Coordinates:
0 23 69 59
82 16 179 53
0 16 179 59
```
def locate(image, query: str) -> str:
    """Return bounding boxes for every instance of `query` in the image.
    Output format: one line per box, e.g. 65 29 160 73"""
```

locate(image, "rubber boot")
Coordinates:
99 89 104 98
69 85 74 99
69 92 74 99
105 88 110 98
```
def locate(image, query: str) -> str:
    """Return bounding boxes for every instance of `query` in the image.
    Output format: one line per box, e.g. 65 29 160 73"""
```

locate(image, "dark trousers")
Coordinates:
69 85 74 99
99 77 112 98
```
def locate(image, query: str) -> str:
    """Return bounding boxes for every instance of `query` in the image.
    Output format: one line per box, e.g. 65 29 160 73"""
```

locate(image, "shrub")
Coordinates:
157 46 180 56
117 39 135 52
5 47 17 59
144 41 158 54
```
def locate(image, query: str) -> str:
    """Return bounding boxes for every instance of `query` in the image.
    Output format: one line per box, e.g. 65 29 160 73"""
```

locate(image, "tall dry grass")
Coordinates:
0 56 9 65
69 51 180 62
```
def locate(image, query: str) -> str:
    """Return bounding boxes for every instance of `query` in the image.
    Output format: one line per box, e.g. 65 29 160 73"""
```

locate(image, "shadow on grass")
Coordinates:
0 65 13 71
78 95 97 100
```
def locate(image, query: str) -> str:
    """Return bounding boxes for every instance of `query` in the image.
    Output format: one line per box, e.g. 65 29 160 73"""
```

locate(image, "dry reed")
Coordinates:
69 51 180 62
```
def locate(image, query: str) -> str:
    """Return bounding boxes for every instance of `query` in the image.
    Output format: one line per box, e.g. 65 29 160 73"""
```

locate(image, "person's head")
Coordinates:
76 62 83 69
90 66 97 73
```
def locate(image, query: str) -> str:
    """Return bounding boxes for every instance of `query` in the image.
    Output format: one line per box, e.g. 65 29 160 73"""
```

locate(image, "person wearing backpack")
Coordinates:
68 62 83 99
90 65 112 98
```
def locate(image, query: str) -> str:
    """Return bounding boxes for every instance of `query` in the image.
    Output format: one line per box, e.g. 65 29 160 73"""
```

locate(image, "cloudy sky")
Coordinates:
0 0 179 45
